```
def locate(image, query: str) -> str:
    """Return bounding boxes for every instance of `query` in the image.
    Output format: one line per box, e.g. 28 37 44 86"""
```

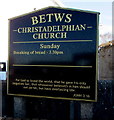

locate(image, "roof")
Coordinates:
99 40 114 48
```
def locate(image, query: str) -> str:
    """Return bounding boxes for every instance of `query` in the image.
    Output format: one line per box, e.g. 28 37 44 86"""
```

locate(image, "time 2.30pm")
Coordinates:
47 50 64 55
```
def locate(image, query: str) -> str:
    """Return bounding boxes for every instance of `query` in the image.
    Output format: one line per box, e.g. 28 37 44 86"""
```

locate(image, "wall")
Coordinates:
99 45 113 80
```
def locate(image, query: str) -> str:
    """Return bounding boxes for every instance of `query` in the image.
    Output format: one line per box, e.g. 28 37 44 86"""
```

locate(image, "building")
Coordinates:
99 40 114 80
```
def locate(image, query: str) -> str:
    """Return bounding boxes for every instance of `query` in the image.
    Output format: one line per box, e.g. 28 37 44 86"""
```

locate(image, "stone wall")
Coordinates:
98 45 113 80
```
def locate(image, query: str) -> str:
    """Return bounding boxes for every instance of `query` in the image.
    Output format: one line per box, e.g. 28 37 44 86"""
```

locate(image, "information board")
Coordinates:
8 7 99 101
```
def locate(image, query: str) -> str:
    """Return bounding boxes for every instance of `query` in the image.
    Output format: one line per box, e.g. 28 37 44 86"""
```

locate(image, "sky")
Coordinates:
0 0 112 62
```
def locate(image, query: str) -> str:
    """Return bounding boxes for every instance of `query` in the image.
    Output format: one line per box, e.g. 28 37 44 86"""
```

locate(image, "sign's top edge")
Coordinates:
65 7 100 14
9 6 100 20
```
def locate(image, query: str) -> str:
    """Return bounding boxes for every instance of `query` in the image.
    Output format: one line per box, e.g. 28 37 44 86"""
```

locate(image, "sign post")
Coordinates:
8 7 99 102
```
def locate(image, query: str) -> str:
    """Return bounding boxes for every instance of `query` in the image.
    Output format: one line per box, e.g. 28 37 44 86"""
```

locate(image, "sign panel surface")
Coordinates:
8 7 99 101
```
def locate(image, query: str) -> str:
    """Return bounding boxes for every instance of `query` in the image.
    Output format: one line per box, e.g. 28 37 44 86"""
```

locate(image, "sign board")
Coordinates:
8 7 99 101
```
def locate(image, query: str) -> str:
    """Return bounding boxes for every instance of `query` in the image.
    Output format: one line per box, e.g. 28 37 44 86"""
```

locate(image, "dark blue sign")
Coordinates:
8 7 99 101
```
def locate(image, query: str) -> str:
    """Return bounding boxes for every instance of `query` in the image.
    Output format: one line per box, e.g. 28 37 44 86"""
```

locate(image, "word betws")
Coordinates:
31 13 72 25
